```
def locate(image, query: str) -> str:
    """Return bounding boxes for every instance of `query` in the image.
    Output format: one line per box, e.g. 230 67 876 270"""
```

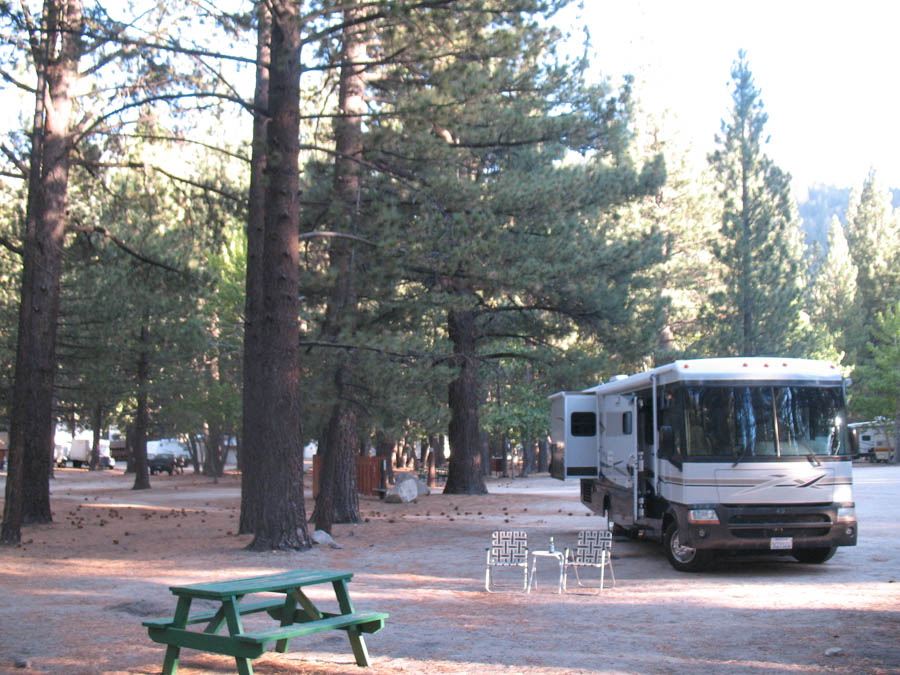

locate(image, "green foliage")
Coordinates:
612 102 722 360
293 4 666 460
0 179 23 424
482 362 551 445
807 215 858 363
852 303 900 451
706 52 808 357
3 2 898 485
52 128 246 448
844 170 900 363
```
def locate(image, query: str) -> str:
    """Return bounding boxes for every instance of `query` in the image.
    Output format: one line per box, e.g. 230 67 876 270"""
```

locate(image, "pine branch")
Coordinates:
148 165 244 203
74 91 258 142
299 339 427 362
67 221 186 276
76 28 258 66
94 132 250 163
0 66 35 94
480 351 542 362
0 234 23 256
299 231 376 246
0 143 28 178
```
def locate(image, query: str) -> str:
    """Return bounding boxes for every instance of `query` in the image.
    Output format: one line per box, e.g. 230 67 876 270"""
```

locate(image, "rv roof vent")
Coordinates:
608 374 628 383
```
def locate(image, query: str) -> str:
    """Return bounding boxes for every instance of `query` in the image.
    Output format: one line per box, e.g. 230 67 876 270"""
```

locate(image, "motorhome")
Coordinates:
850 421 897 462
550 357 857 571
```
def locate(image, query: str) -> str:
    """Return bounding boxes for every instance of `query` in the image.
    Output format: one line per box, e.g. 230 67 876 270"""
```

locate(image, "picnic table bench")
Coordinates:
143 569 388 675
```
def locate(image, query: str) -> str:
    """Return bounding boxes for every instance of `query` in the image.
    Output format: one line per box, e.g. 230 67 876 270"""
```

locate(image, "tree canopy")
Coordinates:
1 8 898 544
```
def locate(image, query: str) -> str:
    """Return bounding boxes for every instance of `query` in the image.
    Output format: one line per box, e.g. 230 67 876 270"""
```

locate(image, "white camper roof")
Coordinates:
580 357 844 396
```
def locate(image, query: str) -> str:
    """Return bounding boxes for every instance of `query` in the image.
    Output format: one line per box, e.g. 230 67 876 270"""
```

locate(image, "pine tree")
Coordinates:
615 103 722 360
363 8 665 493
844 170 900 361
809 215 859 361
706 51 807 357
243 0 309 551
2 0 86 542
311 0 370 533
853 302 900 463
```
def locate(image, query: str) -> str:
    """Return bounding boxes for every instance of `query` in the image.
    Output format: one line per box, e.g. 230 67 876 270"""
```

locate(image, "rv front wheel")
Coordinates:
792 546 836 564
664 522 712 572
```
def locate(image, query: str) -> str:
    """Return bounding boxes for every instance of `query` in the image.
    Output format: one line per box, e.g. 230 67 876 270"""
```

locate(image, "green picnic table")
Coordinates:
143 569 388 675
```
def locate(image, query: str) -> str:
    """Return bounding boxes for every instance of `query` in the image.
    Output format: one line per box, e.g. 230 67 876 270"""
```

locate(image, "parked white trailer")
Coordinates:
850 421 897 463
550 357 857 571
57 434 114 468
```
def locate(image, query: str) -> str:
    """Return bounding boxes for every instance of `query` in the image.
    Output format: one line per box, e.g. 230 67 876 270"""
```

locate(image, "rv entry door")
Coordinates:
599 395 639 508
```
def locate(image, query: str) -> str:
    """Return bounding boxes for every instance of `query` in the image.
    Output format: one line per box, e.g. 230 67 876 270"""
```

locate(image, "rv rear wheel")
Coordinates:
664 522 712 572
792 546 836 564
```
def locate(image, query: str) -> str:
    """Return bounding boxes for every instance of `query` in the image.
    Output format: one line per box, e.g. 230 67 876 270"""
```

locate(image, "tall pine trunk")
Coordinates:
2 0 83 542
313 1 367 532
246 0 309 551
89 404 103 471
132 316 151 490
444 309 487 494
239 3 270 535
313 400 360 532
375 431 395 486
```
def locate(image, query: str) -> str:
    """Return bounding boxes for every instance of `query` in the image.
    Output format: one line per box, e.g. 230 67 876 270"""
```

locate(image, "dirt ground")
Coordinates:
1 462 899 675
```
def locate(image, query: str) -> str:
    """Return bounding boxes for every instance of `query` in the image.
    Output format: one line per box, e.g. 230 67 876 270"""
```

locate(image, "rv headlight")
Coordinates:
836 506 856 522
688 509 719 525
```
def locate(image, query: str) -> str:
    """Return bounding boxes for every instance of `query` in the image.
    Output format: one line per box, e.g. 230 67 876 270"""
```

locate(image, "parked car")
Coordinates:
148 453 177 475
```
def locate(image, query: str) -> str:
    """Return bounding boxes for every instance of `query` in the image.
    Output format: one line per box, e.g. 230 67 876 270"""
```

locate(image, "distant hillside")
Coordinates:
797 185 900 252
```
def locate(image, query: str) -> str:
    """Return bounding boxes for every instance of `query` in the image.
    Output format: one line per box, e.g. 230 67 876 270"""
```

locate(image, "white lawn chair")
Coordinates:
485 530 529 593
563 529 615 592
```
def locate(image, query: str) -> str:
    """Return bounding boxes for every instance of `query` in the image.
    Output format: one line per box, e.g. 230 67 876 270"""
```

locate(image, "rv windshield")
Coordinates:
682 385 848 459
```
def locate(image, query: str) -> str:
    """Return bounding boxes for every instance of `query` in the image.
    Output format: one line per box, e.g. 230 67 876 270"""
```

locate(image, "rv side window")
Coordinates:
571 412 596 437
622 411 633 435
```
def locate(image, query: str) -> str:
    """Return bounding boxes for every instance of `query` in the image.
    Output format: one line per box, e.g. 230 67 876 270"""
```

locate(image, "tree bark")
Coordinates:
246 0 308 551
434 435 446 468
312 402 360 533
426 448 436 488
124 424 136 474
89 404 103 471
522 440 535 477
132 318 151 490
537 437 550 473
204 327 225 481
375 432 395 486
2 0 84 542
238 1 271 535
313 0 368 530
444 309 487 494
204 426 224 480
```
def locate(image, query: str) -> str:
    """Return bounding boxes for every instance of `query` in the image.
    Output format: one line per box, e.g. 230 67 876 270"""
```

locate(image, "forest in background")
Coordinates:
0 0 898 548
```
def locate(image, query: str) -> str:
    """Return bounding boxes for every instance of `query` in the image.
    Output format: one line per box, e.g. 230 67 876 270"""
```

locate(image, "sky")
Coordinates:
562 0 900 196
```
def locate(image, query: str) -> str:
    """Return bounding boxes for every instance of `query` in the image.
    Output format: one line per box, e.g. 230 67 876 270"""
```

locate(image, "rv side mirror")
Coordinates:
660 425 682 469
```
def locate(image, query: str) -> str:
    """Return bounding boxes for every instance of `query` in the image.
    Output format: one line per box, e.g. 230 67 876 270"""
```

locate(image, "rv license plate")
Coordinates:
770 537 793 550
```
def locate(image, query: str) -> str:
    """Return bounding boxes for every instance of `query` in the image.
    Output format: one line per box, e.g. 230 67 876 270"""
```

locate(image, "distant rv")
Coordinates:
850 421 897 463
550 357 857 572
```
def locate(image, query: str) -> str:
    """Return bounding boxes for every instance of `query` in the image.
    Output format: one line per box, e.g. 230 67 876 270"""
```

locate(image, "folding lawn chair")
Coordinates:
485 530 529 593
563 529 615 592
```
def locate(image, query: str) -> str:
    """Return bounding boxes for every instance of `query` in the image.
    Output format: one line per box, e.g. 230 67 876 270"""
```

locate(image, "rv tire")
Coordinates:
792 546 836 564
664 522 712 572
